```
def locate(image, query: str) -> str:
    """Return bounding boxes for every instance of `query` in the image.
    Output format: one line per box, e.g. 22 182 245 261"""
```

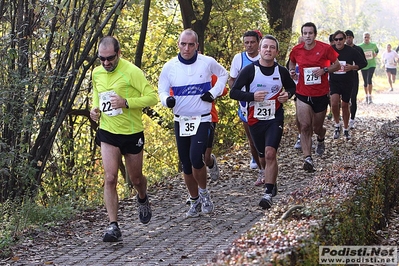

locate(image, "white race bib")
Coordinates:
179 116 201 137
303 67 321 85
254 100 275 120
364 50 373 60
333 61 346 74
99 91 123 117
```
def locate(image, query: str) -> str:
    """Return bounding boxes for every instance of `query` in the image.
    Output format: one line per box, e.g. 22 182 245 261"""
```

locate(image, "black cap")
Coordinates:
345 30 354 37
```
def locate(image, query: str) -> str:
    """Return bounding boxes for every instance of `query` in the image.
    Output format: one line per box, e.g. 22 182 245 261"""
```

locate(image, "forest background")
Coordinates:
1 0 399 251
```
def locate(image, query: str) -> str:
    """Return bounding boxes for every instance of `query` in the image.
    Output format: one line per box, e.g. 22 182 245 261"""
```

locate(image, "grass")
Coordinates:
0 197 77 258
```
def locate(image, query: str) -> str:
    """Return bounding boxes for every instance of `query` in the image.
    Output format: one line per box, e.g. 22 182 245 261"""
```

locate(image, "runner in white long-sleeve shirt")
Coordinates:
158 29 228 218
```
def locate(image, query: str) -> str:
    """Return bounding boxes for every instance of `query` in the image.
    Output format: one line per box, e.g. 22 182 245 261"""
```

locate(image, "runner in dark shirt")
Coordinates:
330 30 367 140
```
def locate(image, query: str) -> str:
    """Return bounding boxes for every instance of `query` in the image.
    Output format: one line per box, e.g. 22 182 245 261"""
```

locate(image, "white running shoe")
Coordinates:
200 191 214 214
250 157 258 169
254 169 265 186
294 137 301 149
186 197 201 218
349 119 355 129
208 154 220 181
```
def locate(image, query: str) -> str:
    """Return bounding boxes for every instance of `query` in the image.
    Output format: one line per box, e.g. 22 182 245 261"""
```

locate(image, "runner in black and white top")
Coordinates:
330 30 367 141
230 35 296 210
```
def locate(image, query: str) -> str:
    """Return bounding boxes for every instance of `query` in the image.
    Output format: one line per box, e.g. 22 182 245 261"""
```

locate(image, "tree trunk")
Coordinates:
135 0 150 68
0 0 128 202
178 0 212 53
261 0 299 61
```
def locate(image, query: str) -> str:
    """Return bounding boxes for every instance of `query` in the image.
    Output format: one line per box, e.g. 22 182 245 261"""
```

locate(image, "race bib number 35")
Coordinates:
304 67 321 85
99 91 123 117
179 116 201 137
254 100 276 120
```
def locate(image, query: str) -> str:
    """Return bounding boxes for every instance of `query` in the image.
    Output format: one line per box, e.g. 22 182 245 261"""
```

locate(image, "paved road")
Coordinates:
5 162 269 266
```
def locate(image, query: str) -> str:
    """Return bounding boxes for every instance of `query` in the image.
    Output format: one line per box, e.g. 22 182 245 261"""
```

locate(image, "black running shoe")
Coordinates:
138 195 152 224
103 223 122 242
259 194 273 209
303 156 316 173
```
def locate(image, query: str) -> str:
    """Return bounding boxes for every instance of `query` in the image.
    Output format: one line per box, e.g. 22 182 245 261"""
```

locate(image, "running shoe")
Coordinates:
103 223 122 242
315 140 325 156
254 169 265 186
368 96 373 104
349 119 355 129
200 191 214 214
294 137 301 149
344 130 351 140
137 195 152 224
208 154 220 181
250 157 258 169
333 126 341 139
259 193 273 209
186 197 202 218
303 156 316 172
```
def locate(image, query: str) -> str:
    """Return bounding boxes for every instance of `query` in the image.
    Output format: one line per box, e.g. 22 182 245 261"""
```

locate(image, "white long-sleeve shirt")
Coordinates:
158 54 228 122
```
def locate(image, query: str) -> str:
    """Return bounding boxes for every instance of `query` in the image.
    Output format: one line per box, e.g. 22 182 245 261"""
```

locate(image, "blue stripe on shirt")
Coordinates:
172 82 211 96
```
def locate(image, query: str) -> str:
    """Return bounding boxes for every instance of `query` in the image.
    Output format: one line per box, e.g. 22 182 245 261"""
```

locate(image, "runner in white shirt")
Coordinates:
382 44 399 91
158 29 228 218
228 30 265 186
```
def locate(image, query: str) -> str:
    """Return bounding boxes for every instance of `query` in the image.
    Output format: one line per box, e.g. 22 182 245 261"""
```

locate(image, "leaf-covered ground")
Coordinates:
209 91 399 265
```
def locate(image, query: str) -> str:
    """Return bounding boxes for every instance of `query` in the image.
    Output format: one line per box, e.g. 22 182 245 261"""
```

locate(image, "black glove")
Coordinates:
200 91 214 103
166 96 176 108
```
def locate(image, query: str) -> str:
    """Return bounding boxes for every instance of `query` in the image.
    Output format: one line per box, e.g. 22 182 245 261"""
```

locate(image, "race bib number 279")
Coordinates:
303 67 321 85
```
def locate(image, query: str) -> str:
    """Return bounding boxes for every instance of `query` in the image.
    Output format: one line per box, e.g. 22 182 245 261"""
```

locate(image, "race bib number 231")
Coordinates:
254 100 276 120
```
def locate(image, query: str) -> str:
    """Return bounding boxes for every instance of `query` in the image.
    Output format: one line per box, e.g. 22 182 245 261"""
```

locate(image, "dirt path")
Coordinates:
3 90 399 266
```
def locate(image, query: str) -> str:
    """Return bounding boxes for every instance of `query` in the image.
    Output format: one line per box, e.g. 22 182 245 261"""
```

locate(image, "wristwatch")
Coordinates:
125 99 129 108
323 67 329 73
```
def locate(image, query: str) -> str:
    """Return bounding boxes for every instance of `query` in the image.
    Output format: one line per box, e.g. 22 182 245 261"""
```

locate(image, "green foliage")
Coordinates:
0 196 77 258
142 114 180 184
317 150 399 248
0 0 296 246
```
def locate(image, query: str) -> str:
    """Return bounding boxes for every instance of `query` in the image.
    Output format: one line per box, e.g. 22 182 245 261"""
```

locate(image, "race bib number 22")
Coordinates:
99 91 123 117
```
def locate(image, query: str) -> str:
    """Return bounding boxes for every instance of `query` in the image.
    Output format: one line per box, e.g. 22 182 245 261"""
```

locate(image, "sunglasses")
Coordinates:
98 54 117 61
334 37 344 41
